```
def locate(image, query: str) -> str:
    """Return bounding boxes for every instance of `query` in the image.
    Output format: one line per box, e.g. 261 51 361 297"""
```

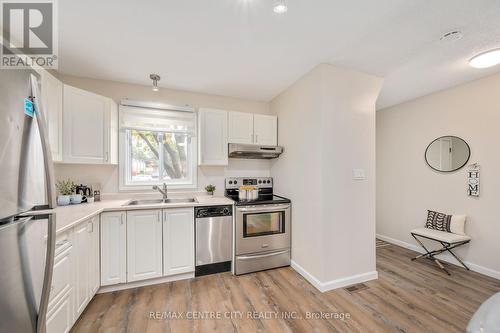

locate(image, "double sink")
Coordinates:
126 198 196 206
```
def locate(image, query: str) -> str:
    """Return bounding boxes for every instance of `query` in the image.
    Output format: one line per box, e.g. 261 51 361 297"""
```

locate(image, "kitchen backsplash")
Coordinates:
54 159 271 196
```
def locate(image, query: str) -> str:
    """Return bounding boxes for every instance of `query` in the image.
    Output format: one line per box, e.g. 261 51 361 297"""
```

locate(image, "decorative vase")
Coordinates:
57 195 71 206
70 194 83 204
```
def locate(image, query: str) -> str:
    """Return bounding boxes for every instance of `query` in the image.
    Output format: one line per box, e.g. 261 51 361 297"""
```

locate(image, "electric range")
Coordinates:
225 177 291 275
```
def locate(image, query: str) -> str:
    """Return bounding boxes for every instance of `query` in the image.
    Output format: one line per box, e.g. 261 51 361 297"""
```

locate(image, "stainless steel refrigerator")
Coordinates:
0 68 57 333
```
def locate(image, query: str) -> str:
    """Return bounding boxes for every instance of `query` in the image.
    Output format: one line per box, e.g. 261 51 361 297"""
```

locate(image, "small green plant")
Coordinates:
205 184 216 195
56 179 75 196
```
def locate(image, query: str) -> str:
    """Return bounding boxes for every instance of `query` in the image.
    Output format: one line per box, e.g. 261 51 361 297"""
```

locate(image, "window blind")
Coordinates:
119 105 196 136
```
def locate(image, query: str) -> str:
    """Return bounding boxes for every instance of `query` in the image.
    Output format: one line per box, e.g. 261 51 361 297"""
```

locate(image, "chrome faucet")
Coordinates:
153 183 168 201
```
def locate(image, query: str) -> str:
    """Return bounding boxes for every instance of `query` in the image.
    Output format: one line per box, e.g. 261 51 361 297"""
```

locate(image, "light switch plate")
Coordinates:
352 168 366 180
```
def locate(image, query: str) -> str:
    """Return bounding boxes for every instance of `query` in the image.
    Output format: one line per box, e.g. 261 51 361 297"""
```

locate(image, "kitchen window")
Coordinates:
119 104 197 190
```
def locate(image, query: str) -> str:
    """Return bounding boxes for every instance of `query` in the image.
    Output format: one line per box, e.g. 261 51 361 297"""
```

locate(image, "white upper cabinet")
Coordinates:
126 210 163 282
228 111 254 144
228 112 278 146
40 71 63 161
100 212 126 286
63 85 117 164
254 114 278 146
198 108 228 166
163 208 194 276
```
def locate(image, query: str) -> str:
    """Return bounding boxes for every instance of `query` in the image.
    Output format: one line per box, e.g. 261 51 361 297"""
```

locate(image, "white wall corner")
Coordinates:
376 234 500 280
291 260 379 293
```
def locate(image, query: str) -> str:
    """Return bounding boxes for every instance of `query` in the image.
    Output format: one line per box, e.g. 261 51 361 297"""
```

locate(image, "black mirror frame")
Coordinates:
424 135 471 173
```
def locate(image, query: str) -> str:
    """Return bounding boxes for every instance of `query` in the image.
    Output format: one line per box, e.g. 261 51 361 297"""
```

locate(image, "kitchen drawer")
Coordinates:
49 245 72 308
46 289 73 333
55 231 72 255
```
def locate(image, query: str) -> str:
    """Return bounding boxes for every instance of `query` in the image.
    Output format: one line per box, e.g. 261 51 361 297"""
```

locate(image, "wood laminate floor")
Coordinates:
71 244 500 333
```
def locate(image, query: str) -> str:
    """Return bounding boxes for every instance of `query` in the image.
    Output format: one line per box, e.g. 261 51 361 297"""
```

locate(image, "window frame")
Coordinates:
119 111 197 191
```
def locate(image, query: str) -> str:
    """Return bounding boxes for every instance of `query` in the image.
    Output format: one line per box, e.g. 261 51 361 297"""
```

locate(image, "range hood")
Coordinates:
228 143 284 159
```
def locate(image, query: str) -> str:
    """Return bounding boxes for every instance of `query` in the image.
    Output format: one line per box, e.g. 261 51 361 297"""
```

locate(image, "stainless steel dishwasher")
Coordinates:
195 205 233 276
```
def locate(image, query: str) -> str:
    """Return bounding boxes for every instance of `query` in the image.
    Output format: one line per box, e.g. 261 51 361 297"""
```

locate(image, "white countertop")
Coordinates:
51 196 234 234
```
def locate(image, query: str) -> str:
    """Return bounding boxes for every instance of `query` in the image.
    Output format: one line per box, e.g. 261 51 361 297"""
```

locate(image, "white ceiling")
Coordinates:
58 0 500 109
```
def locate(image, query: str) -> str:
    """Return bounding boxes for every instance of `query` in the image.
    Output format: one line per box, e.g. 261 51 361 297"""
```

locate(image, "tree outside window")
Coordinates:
127 129 192 185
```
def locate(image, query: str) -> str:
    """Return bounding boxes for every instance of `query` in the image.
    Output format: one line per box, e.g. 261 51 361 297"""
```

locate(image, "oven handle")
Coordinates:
238 249 290 260
237 204 290 212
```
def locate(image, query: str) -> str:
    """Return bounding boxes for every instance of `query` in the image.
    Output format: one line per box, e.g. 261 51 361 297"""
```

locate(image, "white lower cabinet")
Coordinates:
74 217 100 317
47 207 197 332
46 289 73 333
88 217 100 295
127 209 163 282
163 208 195 276
74 222 90 315
47 233 74 333
47 216 99 333
100 212 127 286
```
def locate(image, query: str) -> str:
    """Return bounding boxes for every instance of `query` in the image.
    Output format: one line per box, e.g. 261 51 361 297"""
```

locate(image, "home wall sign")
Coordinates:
467 164 480 197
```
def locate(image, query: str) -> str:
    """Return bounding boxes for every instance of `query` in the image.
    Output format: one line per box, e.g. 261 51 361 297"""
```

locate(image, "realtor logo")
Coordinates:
1 0 58 68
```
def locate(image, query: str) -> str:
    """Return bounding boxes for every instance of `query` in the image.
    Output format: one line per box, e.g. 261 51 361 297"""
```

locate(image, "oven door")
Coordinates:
235 204 290 255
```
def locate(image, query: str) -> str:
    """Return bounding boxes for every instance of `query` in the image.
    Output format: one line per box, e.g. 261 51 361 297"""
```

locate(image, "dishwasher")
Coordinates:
194 205 233 276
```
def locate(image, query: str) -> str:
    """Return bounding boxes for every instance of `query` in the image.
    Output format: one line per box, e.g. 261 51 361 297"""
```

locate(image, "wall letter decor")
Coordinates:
467 164 480 197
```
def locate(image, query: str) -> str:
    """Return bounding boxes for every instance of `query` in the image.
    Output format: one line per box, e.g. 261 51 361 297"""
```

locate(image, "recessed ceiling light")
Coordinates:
469 48 500 69
273 1 288 14
150 74 160 91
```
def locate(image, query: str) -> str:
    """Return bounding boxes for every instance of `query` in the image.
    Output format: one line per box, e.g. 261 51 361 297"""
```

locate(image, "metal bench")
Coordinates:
411 227 471 275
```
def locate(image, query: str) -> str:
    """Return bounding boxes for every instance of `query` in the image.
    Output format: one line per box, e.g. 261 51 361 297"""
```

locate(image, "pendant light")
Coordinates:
150 74 160 91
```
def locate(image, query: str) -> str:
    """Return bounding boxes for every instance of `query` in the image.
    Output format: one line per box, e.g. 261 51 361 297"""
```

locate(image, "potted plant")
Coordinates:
56 179 75 206
205 184 216 196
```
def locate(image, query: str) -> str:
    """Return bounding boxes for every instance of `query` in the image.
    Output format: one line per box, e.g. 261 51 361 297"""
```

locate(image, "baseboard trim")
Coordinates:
97 272 194 294
376 233 500 280
291 260 378 293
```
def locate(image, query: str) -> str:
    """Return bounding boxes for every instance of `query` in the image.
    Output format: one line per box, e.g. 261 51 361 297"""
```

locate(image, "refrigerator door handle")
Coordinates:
30 74 57 209
36 214 56 333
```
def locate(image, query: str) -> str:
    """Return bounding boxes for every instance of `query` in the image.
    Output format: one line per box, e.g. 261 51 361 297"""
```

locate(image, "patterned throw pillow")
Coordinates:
426 210 452 232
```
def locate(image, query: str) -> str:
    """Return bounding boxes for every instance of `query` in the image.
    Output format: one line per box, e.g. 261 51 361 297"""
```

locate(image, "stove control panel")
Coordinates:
225 177 273 189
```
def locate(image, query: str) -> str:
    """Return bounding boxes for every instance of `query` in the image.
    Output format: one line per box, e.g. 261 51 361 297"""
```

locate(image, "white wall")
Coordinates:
54 75 271 194
377 72 500 279
271 64 383 289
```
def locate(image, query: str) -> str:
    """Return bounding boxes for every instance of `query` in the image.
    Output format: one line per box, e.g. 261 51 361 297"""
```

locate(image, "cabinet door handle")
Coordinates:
87 221 93 233
120 214 124 225
105 152 109 162
55 240 69 248
157 212 160 222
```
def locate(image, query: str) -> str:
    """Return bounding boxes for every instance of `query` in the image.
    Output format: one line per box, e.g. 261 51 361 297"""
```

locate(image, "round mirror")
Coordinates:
425 136 470 172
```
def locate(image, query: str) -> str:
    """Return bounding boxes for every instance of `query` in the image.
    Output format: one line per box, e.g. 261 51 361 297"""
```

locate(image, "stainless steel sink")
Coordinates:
126 198 196 206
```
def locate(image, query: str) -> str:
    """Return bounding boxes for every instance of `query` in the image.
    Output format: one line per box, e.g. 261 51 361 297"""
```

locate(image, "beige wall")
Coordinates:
271 64 383 287
377 72 500 278
54 75 271 194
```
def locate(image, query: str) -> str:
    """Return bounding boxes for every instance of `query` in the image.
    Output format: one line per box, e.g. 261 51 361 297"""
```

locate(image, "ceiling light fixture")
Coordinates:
150 74 160 91
273 0 288 14
439 30 463 43
469 48 500 69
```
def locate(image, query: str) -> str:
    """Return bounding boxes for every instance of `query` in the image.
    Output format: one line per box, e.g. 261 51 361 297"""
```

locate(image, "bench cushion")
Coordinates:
411 227 471 243
450 215 467 235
